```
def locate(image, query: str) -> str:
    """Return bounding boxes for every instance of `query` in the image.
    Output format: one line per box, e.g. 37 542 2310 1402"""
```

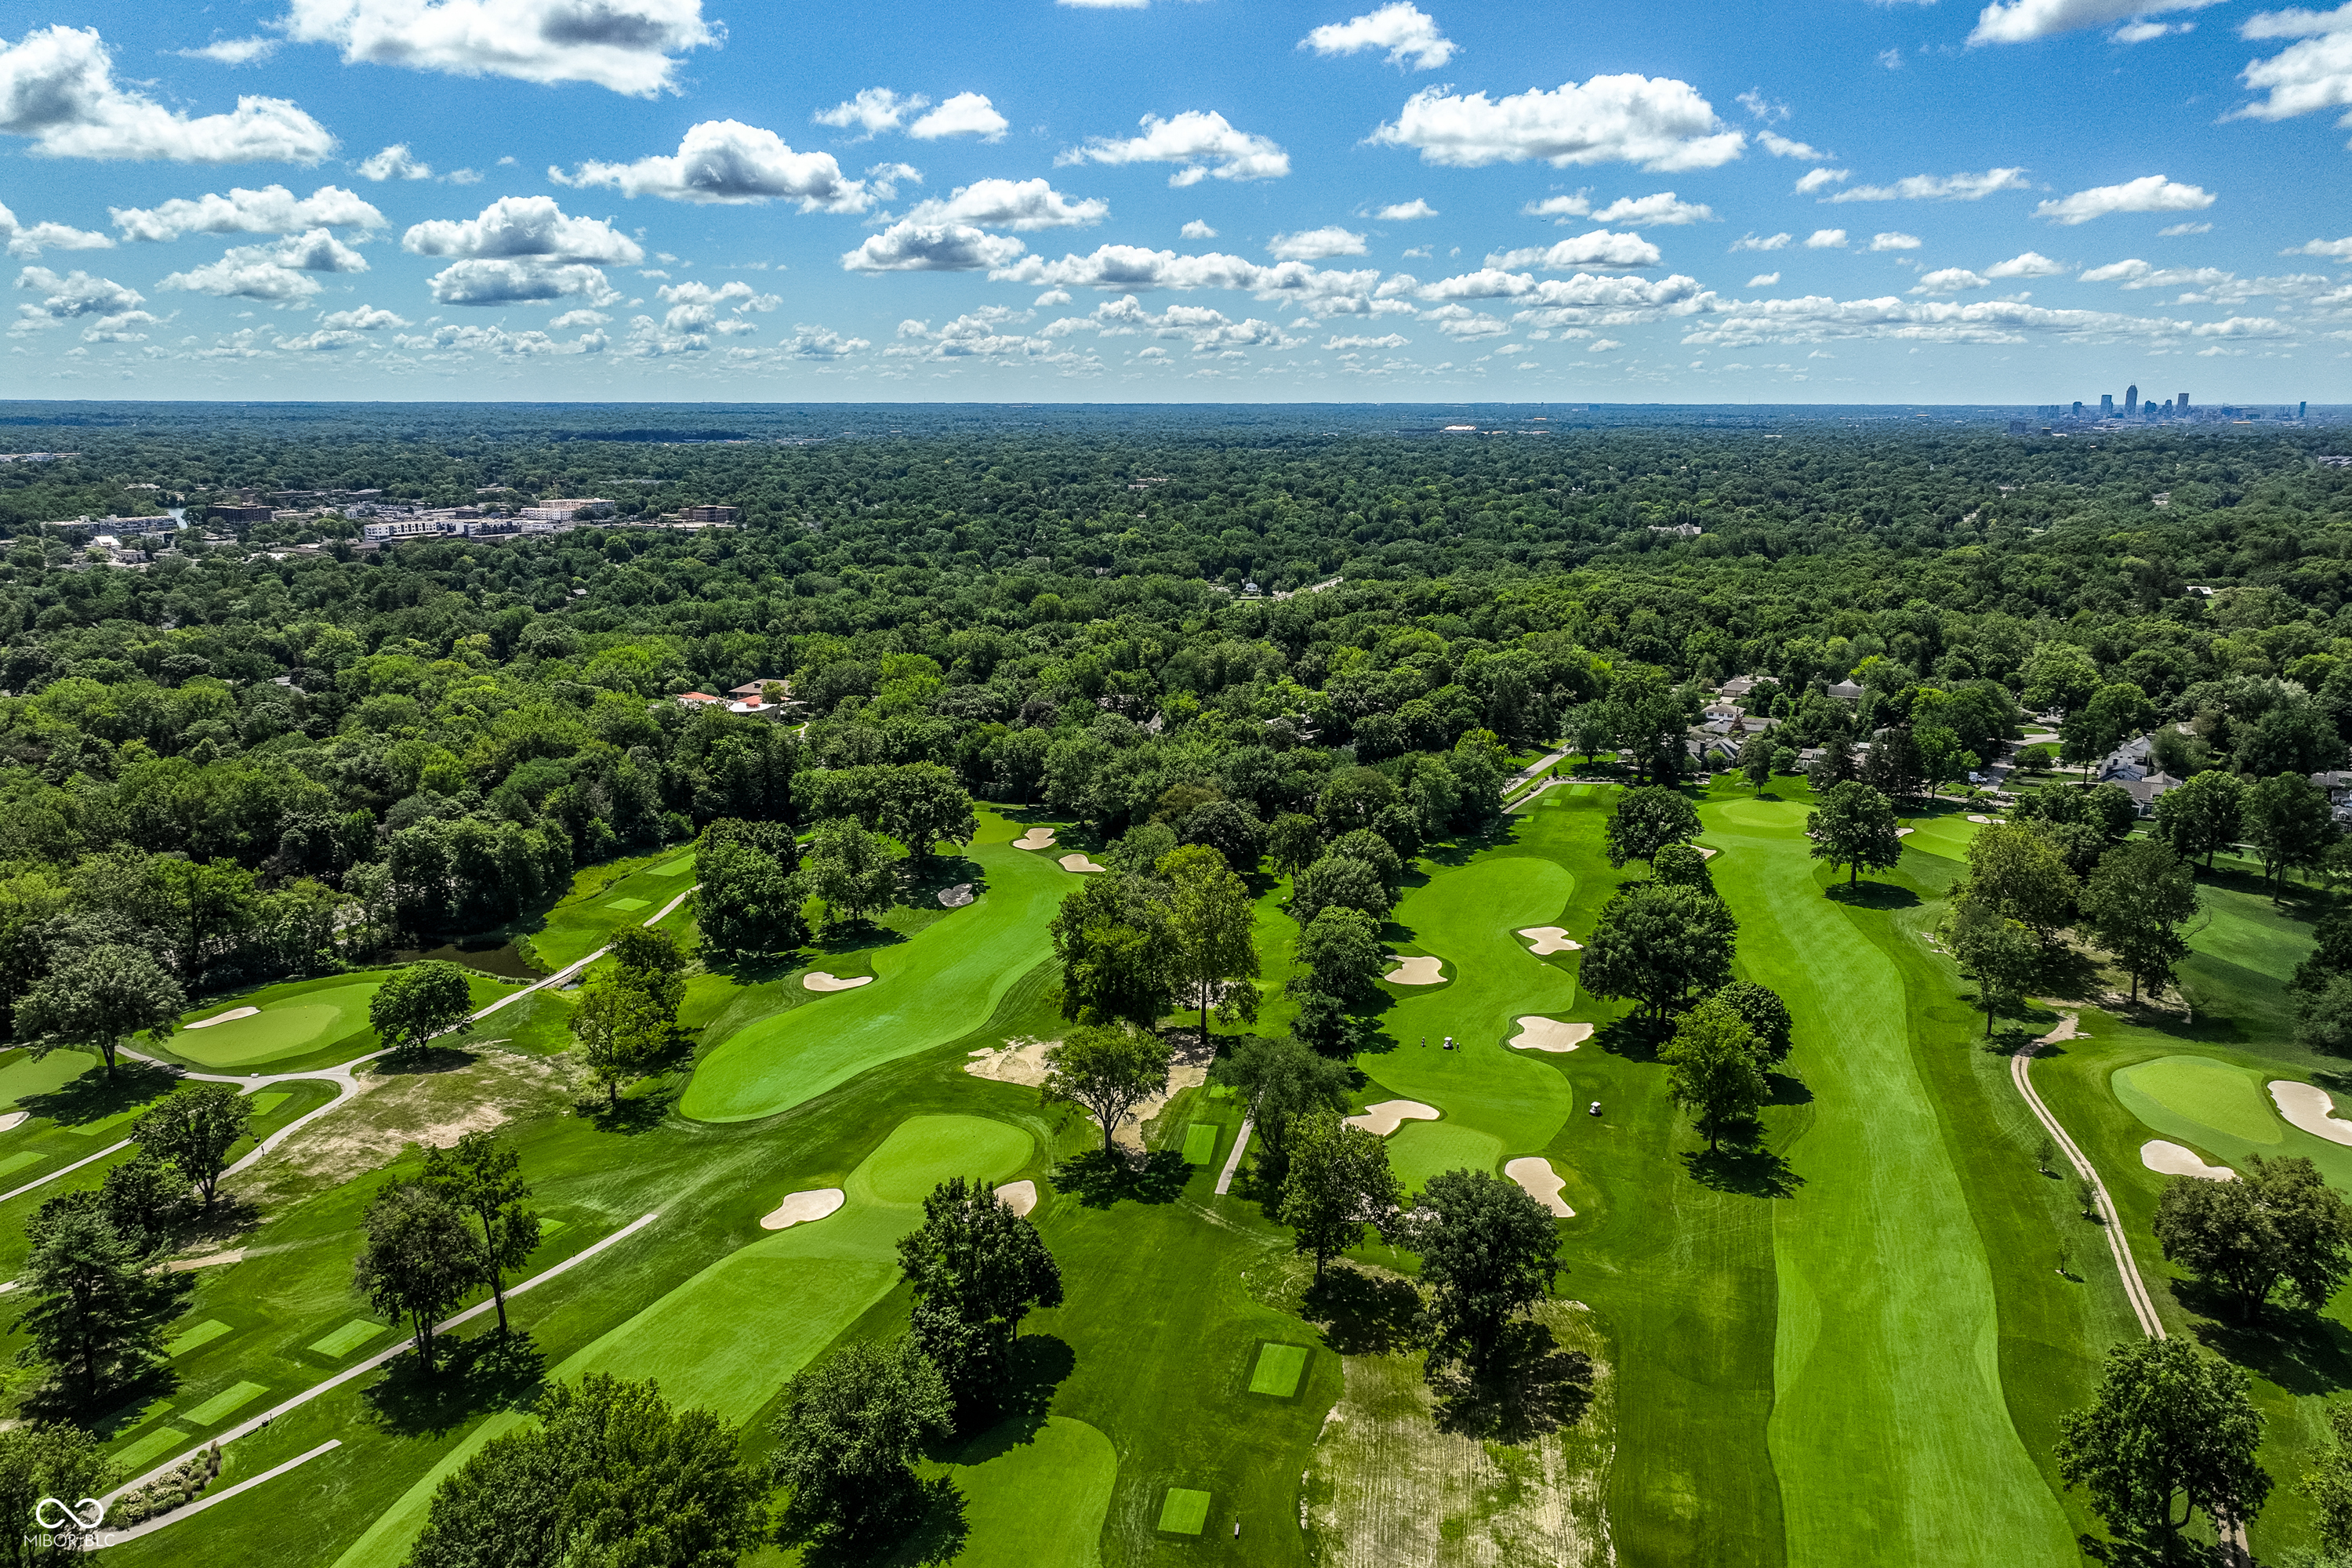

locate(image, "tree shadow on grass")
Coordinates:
577 1076 680 1135
1305 1264 1424 1356
1682 1139 1804 1200
813 923 910 957
21 1059 179 1128
1594 1014 1664 1064
935 1335 1076 1465
2074 1528 2235 1566
2180 1285 2352 1398
1824 880 1921 911
368 1044 480 1080
1428 1319 1594 1445
1047 1148 1189 1209
1763 1069 1812 1109
802 1479 969 1568
359 1328 546 1440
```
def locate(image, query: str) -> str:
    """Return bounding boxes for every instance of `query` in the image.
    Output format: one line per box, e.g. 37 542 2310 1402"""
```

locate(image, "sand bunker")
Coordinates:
2271 1080 2352 1145
965 1038 1053 1088
760 1188 845 1231
1896 828 1915 837
1014 826 1058 851
938 884 975 908
803 972 873 993
0 1112 24 1134
1058 853 1106 874
2141 1141 2235 1181
1345 1100 1441 1137
997 1179 1038 1217
1510 1017 1593 1053
1517 927 1582 955
1696 847 1719 859
187 1007 260 1029
1966 814 2002 825
1384 955 1445 985
1505 1156 1575 1217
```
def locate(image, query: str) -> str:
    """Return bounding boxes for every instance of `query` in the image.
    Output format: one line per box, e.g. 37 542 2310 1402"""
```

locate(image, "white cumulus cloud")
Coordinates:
1060 111 1290 185
1180 220 1218 239
1806 228 1849 248
0 25 333 163
815 89 926 140
904 178 1107 230
1987 250 2068 277
181 37 281 65
1525 194 1592 220
281 0 715 96
1870 231 1922 250
160 228 368 303
1485 229 1663 270
841 221 1029 272
555 121 868 209
1826 168 2031 203
1968 0 2226 45
356 143 433 181
1759 130 1831 160
404 195 639 307
1368 74 1745 172
1590 191 1714 226
2034 174 2215 224
0 204 113 259
780 323 869 358
318 303 408 329
1300 4 1457 70
1747 271 1780 287
1795 168 1849 194
1269 227 1369 261
1376 198 1439 220
910 93 1009 141
1911 268 1991 294
2234 3 2352 131
112 183 384 241
1733 232 1792 252
2287 234 2352 257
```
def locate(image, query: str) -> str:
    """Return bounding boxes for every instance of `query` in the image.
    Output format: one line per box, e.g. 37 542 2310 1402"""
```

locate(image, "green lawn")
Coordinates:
154 971 518 1074
681 812 1073 1123
522 850 702 972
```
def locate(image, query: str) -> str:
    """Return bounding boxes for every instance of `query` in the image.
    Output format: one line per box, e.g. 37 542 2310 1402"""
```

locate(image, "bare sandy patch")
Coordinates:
165 1248 248 1272
187 1006 260 1029
1304 1293 1613 1568
1510 1017 1592 1054
1014 826 1058 851
803 971 873 993
938 883 975 908
1896 828 1915 837
2272 1080 2352 1145
1346 1100 1441 1137
997 1179 1037 1217
0 1112 24 1134
1058 852 1105 874
1696 846 1719 859
2141 1141 2234 1181
1505 1156 1575 1216
964 1037 1053 1088
1384 955 1445 985
760 1188 845 1230
1517 927 1582 955
246 1050 572 1202
1118 1030 1218 1153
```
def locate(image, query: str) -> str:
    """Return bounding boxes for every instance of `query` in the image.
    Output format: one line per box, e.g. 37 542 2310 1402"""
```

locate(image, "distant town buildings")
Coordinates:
521 498 615 522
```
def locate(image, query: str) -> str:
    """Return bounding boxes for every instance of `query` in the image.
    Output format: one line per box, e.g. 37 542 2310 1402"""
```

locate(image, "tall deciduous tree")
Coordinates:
2056 1338 2270 1539
0 1422 114 1555
1158 844 1261 1043
1291 906 1388 1009
354 1180 479 1375
896 1177 1063 1413
1710 980 1794 1065
130 1082 246 1214
1661 996 1767 1150
569 975 670 1109
1961 822 2080 943
410 1374 764 1568
1207 1033 1354 1173
2303 1402 2352 1560
1939 895 2038 1037
1267 812 1322 879
2247 771 2339 895
423 1130 539 1336
2154 1153 2352 1319
1603 786 1701 868
771 1338 955 1552
1048 873 1176 1026
801 817 895 927
878 762 978 859
1278 1109 1401 1281
695 817 806 959
20 1196 187 1412
1579 883 1737 1022
2152 768 2245 870
2080 839 2198 1002
15 943 186 1077
1408 1169 1562 1372
368 960 474 1060
1289 852 1394 928
1044 1024 1172 1157
1806 781 1904 890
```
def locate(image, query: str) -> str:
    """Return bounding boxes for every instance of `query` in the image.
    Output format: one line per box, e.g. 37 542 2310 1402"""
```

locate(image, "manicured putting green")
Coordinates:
938 1416 1117 1568
0 1047 95 1108
1158 1488 1211 1535
169 981 383 1070
1248 1342 1309 1397
1181 1121 1219 1164
2114 1055 2283 1146
604 897 649 912
649 856 695 876
245 1091 289 1116
111 1426 188 1472
166 1319 233 1358
183 1381 267 1425
1385 1120 1503 1196
852 1115 1033 1207
307 1319 387 1358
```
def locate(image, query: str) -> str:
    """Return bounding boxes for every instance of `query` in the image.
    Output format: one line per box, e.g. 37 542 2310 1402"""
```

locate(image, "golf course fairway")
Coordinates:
681 815 1069 1123
1699 796 2076 1564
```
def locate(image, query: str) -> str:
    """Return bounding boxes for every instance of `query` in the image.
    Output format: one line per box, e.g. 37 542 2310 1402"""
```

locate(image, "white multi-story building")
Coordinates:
521 498 614 522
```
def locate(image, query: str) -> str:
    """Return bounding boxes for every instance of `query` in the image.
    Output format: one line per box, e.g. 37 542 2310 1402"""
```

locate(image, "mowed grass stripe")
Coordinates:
1703 803 2073 1564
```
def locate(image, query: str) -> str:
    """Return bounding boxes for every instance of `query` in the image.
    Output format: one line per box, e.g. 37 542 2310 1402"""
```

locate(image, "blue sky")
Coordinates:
0 0 2347 402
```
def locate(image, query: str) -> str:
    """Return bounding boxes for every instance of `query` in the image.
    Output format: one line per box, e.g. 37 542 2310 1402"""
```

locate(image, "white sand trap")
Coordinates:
1517 927 1583 955
1505 1156 1575 1217
1966 814 2000 824
803 971 873 993
760 1188 845 1231
187 1006 260 1029
0 1112 24 1134
1384 955 1445 985
2141 1141 2235 1181
2271 1081 2352 1145
997 1179 1037 1217
1058 853 1106 874
1696 846 1719 859
1896 828 1916 837
1345 1100 1441 1137
1510 1017 1593 1053
1014 826 1058 850
964 1038 1053 1088
938 883 975 908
